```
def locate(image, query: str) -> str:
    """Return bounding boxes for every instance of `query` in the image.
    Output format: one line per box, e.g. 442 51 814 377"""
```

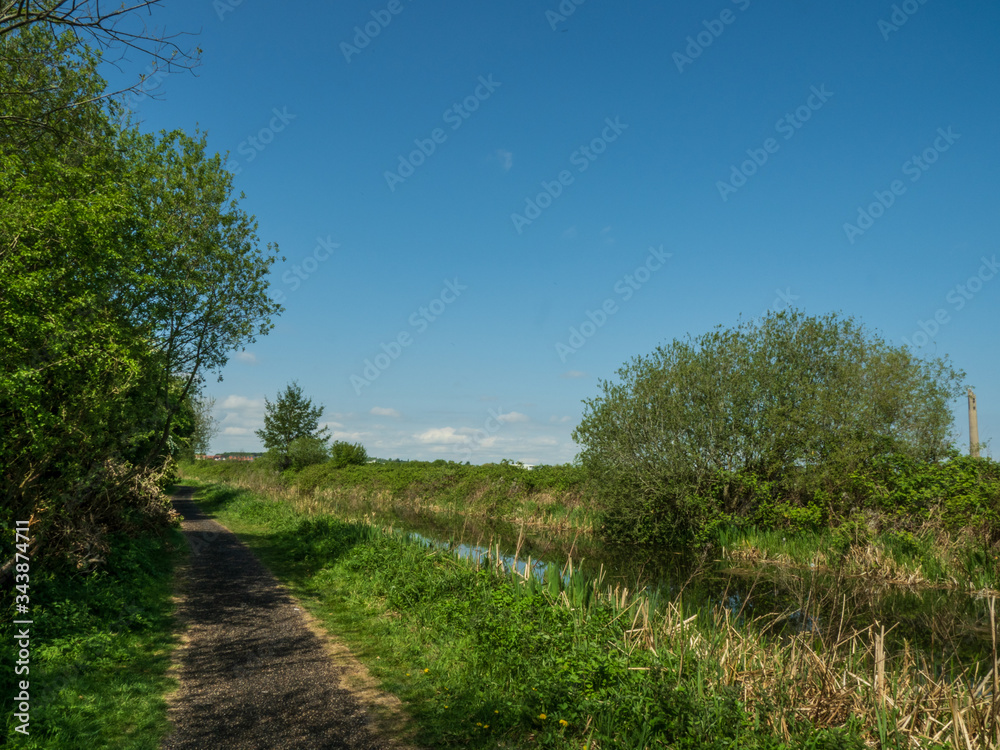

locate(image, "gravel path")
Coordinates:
161 486 400 750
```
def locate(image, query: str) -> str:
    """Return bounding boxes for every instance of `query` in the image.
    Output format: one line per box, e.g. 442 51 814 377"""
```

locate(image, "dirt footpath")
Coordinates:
162 486 415 750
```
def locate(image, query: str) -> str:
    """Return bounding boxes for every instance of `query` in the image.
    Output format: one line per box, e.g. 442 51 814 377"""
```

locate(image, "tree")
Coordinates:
573 310 965 544
191 395 219 456
0 1 199 146
0 25 280 576
255 382 330 469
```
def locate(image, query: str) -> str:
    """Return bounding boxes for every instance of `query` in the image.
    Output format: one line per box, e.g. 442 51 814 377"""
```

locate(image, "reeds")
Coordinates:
721 525 999 595
472 544 1000 748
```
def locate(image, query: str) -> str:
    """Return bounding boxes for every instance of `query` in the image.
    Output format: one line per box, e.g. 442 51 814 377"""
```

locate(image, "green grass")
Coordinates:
2 525 184 749
187 480 890 750
715 522 1000 591
178 458 597 531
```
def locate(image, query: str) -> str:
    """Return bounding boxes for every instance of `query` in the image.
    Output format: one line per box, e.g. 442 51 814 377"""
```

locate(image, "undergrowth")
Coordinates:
2 526 183 748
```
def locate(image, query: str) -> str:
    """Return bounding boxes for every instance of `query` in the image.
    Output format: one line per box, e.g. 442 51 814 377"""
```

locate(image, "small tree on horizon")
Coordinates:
255 382 329 469
191 395 220 456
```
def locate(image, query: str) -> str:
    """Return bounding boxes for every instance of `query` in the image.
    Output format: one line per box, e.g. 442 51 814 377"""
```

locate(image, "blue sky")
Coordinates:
107 0 999 463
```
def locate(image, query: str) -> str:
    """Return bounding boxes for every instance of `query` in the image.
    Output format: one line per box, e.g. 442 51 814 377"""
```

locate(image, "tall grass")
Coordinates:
717 522 1000 593
189 480 1000 749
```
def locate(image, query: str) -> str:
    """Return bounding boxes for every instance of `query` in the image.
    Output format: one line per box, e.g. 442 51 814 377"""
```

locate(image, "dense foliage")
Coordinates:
0 25 280 572
574 310 968 544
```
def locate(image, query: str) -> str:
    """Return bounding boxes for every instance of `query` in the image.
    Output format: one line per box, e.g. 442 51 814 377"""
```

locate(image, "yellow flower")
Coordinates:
539 713 547 720
476 722 483 727
405 673 410 677
560 719 568 727
424 668 429 673
484 724 490 729
494 710 499 714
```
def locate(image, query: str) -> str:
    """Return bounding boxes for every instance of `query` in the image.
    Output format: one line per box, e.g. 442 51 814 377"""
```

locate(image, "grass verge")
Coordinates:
184 479 1000 749
2 524 184 748
178 459 597 532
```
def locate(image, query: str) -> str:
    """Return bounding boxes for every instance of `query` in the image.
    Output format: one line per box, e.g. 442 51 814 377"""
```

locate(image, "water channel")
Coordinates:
351 502 996 670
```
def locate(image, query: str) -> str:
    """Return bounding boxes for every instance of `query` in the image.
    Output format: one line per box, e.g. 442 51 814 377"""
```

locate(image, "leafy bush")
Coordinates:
287 436 329 471
330 440 368 468
573 310 966 544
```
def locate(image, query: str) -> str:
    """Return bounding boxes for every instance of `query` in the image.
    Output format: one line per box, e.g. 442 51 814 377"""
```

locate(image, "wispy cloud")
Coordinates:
215 394 267 449
415 427 469 445
550 415 571 424
497 411 529 424
330 430 366 442
235 351 258 364
221 395 264 410
496 148 513 171
561 370 587 379
370 406 401 418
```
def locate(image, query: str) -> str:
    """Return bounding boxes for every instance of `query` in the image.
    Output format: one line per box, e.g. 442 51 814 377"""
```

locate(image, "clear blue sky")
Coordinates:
107 0 999 463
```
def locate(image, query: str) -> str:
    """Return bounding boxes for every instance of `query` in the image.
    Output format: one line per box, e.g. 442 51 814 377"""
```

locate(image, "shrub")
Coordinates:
573 310 966 544
287 436 329 471
330 441 368 468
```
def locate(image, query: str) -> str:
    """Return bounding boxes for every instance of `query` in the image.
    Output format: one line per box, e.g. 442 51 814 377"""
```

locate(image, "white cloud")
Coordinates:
214 395 267 451
235 351 258 365
561 226 578 240
560 370 587 379
415 427 469 445
497 411 529 424
550 415 571 424
220 394 264 410
330 430 366 442
370 407 401 418
496 149 513 171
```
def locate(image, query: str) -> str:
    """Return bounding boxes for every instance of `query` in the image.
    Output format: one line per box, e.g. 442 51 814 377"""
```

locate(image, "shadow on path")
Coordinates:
162 486 391 750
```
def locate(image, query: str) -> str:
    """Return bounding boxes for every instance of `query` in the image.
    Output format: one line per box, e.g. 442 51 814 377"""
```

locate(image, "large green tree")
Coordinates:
256 382 330 469
573 310 965 543
0 24 281 572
